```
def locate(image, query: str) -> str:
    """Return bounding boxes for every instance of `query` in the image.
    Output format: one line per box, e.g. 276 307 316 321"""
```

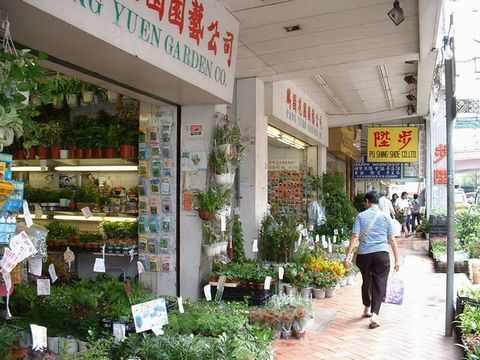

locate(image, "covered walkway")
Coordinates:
274 237 466 360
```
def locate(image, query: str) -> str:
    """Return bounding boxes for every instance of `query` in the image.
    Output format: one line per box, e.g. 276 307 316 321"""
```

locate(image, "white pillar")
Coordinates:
236 78 268 258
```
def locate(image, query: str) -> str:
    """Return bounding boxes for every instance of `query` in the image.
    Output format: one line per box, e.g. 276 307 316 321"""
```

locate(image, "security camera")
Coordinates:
407 104 416 116
388 1 405 26
406 93 416 102
404 75 417 85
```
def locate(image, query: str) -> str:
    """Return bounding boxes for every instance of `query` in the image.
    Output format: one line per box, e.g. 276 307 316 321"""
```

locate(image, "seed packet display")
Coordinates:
151 160 162 178
138 235 148 253
139 161 149 178
149 197 159 216
148 216 160 233
138 216 149 234
161 179 171 195
159 234 170 252
139 196 149 215
162 216 172 232
148 126 159 143
162 144 171 158
162 121 172 143
149 255 160 272
150 143 161 158
162 196 172 213
150 178 161 195
138 143 148 160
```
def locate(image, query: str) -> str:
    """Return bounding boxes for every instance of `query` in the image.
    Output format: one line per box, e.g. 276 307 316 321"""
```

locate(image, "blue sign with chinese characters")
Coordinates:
353 156 402 179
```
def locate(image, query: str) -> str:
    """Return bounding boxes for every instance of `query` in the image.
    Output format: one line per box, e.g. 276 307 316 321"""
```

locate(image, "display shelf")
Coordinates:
19 211 137 222
12 158 139 172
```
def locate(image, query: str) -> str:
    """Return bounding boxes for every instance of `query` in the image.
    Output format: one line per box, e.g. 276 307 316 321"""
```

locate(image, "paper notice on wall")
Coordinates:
113 323 126 343
252 239 258 253
264 276 272 290
48 264 58 283
23 200 33 228
204 284 212 301
30 324 47 351
93 258 106 273
177 297 185 314
34 204 43 218
278 266 284 280
28 257 42 276
37 279 50 296
81 207 93 219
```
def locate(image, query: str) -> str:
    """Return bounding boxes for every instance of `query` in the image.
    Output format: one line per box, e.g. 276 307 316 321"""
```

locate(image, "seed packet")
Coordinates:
161 179 171 195
139 127 147 143
150 144 161 158
162 216 172 232
138 216 149 234
148 216 159 233
138 178 148 196
139 161 149 178
148 237 158 253
150 197 159 216
162 196 171 213
138 235 148 253
148 126 159 143
159 234 170 252
138 143 148 160
162 121 172 143
149 255 160 272
150 178 160 194
151 160 162 178
138 254 150 271
161 255 172 272
139 196 149 215
162 144 171 158
163 161 172 177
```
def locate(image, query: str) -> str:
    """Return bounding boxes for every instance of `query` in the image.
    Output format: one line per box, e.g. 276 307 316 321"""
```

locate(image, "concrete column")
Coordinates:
236 78 268 258
318 146 327 175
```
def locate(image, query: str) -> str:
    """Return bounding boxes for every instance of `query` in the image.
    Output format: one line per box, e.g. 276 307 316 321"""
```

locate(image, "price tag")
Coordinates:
278 266 284 280
264 276 272 290
30 324 47 351
341 228 344 235
177 296 185 314
81 207 93 219
203 284 212 301
40 160 47 172
28 257 42 276
328 243 332 253
220 215 226 232
48 264 58 283
217 275 226 293
37 279 50 296
321 235 326 243
113 323 126 343
333 235 337 243
315 235 320 243
137 261 145 274
93 258 106 273
23 200 33 228
334 229 339 236
252 239 258 253
302 229 308 237
34 204 43 219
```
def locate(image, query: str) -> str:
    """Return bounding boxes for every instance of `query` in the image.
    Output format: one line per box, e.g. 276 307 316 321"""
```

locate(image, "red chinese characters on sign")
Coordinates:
373 131 391 147
434 144 447 163
292 94 297 112
434 169 448 185
188 0 205 46
286 88 292 109
398 130 413 150
207 20 220 54
298 98 302 115
223 31 234 67
146 0 166 20
168 0 187 33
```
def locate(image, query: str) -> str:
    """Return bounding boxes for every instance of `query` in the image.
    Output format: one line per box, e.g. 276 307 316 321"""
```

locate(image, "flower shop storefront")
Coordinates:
265 80 329 218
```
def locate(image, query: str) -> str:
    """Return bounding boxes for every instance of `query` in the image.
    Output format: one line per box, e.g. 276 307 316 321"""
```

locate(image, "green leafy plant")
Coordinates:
231 215 246 262
194 186 232 214
202 223 220 245
259 215 299 263
39 121 63 147
46 222 78 242
209 148 230 174
74 183 100 204
0 323 20 360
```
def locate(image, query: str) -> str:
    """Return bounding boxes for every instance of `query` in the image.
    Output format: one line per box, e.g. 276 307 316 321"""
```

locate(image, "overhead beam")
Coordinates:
328 108 419 128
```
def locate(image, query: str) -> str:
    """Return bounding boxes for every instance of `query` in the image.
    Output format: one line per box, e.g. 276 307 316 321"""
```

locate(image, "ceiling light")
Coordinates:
404 75 417 85
53 215 136 222
378 65 394 110
12 166 44 172
284 25 300 32
312 74 349 114
267 126 281 138
388 0 405 26
406 93 416 102
54 165 138 172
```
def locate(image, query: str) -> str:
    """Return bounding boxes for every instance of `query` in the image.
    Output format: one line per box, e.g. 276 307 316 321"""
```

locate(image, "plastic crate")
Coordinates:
210 285 273 306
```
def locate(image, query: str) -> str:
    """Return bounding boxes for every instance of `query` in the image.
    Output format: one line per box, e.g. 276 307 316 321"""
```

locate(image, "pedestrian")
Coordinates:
391 193 399 211
396 191 411 237
410 194 422 232
378 190 395 218
344 191 400 329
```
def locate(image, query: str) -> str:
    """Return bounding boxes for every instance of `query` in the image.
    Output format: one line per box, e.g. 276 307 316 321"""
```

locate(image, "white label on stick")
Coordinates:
334 229 339 236
220 215 226 232
177 296 185 314
28 257 42 276
40 160 47 171
315 235 320 243
203 284 212 301
252 239 258 253
113 323 126 342
23 200 33 228
93 258 106 273
37 279 50 296
81 207 93 219
34 204 43 218
278 266 284 280
48 264 58 283
264 276 272 290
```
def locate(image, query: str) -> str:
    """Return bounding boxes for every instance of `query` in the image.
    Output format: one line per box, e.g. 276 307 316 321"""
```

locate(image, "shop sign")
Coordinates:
268 159 300 172
328 127 360 160
433 143 448 185
403 129 426 179
266 81 328 146
353 155 402 179
367 127 419 163
456 116 480 129
24 0 239 102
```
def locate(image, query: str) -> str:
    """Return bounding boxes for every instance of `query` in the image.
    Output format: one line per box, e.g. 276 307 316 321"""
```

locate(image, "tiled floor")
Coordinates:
274 237 466 360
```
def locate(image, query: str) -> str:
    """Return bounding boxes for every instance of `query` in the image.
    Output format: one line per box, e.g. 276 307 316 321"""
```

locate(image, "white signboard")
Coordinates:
266 81 329 146
24 0 239 102
131 298 168 333
268 159 301 171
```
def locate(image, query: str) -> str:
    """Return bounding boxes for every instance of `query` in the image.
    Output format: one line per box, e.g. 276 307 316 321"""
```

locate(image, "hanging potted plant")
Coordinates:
209 149 235 186
81 82 98 104
202 223 219 257
194 185 232 221
107 89 119 102
213 123 233 154
62 76 82 108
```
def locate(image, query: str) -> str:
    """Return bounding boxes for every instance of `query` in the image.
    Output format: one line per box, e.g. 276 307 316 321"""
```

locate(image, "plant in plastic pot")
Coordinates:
202 223 219 257
74 183 100 210
81 82 97 104
103 123 120 158
62 76 82 108
209 149 234 186
41 121 63 159
119 118 138 159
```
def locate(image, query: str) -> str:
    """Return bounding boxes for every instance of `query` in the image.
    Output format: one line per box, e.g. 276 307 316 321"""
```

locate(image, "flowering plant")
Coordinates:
311 269 339 289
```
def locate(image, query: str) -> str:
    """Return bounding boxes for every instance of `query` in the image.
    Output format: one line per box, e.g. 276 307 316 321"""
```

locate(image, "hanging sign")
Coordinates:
367 127 419 163
353 156 402 179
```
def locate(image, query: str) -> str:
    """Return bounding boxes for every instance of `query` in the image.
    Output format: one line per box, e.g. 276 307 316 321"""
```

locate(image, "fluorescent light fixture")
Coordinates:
267 126 281 138
54 165 138 172
312 74 349 114
18 214 48 219
53 215 136 222
377 64 394 110
12 166 44 172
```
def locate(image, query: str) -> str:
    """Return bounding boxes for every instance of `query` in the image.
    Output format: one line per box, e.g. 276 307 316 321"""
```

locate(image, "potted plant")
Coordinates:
62 77 82 108
296 271 313 299
322 269 339 298
81 82 98 104
311 272 326 299
41 121 64 159
194 186 232 221
74 183 100 210
202 223 219 257
103 123 119 158
209 149 234 186
107 89 119 102
119 120 138 159
46 222 78 249
0 323 20 359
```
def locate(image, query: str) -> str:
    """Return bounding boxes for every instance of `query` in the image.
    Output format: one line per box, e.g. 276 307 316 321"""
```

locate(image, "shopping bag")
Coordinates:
384 276 404 305
392 218 402 237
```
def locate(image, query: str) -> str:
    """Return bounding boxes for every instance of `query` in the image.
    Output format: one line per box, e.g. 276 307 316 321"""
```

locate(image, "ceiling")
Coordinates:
219 0 443 126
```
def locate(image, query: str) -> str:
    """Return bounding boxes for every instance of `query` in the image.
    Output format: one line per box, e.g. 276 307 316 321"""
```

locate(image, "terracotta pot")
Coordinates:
84 148 94 159
75 148 85 158
10 347 28 359
198 209 216 221
69 149 77 159
50 146 61 159
94 148 103 158
14 150 25 160
25 147 36 159
119 144 132 159
104 148 115 158
37 146 49 159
